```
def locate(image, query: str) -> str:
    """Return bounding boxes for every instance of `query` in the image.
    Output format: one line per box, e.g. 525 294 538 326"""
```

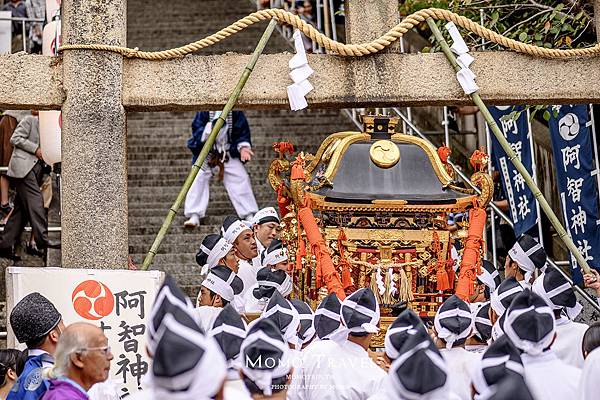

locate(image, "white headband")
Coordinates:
490 285 523 317
201 238 233 275
240 330 292 396
384 326 418 360
390 341 448 399
434 308 474 349
252 207 279 226
532 276 583 320
202 271 236 302
298 313 316 345
261 303 301 346
509 241 542 281
504 305 555 355
263 247 289 267
470 354 524 396
210 323 247 340
147 286 196 355
223 220 251 243
314 307 340 321
331 297 380 343
478 268 500 291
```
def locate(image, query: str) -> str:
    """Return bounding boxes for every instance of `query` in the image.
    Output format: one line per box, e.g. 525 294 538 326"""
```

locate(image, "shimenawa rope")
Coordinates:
58 8 600 60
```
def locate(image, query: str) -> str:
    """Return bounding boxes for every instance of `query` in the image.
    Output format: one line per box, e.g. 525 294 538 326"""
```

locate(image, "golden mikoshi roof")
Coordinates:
302 116 482 212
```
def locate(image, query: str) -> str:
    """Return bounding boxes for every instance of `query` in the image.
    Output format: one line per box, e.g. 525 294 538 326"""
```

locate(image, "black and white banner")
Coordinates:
548 105 600 282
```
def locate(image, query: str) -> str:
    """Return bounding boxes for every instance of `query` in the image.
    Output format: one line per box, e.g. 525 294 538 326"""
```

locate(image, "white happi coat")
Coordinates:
553 316 588 368
223 378 252 400
366 376 462 400
300 339 386 400
439 347 481 400
195 305 222 332
242 284 268 314
237 259 258 298
577 347 600 400
521 350 581 400
252 237 265 272
287 348 305 400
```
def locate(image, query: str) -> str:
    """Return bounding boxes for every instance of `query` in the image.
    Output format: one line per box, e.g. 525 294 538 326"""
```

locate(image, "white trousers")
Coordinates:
184 157 258 219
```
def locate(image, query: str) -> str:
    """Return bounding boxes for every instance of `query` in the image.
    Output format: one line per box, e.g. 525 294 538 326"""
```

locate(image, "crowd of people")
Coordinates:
0 0 47 54
2 208 600 399
0 109 59 262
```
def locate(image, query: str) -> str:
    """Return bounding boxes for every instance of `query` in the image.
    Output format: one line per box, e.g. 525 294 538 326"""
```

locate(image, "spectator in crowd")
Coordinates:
296 1 315 51
582 322 600 359
579 322 600 400
184 111 258 228
43 323 114 400
0 110 29 224
8 292 64 400
24 0 44 54
0 349 26 400
0 111 59 260
2 0 27 53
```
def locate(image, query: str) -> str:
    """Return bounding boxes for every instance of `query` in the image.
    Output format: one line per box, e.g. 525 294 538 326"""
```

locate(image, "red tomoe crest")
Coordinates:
72 280 115 320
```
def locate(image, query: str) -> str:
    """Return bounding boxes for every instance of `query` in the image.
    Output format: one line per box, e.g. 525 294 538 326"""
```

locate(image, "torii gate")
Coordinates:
2 0 600 269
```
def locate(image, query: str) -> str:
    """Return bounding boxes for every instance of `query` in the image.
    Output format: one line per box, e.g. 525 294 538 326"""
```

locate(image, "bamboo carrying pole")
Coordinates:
426 18 593 277
141 19 278 270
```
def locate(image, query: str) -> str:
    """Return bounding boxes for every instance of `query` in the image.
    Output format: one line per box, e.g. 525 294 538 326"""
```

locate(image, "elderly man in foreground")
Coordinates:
42 323 114 400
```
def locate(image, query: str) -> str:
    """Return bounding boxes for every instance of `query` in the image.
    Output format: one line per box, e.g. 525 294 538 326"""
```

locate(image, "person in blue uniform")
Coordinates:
7 293 63 400
184 111 258 227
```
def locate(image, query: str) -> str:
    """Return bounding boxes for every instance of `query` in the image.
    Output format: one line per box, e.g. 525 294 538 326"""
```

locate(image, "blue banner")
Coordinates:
489 106 539 237
548 105 600 282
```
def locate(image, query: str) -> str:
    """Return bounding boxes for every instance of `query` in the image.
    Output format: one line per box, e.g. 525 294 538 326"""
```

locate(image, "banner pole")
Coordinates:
425 17 592 276
141 19 279 270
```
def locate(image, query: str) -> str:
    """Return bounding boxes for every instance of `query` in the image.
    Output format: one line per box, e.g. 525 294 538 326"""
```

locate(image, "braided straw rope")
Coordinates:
59 7 600 60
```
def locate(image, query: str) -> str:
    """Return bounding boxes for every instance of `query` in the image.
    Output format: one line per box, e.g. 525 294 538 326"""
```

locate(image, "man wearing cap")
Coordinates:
489 277 525 341
196 233 238 276
197 265 245 329
432 295 478 400
504 289 581 400
469 335 525 399
222 216 259 297
8 293 64 400
368 329 459 400
532 267 588 368
133 314 227 400
505 234 547 287
470 260 501 304
240 318 293 399
251 207 280 270
208 305 251 400
301 288 386 400
244 266 292 314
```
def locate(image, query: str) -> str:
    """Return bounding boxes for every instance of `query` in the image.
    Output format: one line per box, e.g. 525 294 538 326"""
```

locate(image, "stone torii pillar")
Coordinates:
61 0 128 269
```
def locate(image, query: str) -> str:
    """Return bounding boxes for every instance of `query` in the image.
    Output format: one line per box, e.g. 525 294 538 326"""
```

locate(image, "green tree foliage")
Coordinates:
400 0 595 52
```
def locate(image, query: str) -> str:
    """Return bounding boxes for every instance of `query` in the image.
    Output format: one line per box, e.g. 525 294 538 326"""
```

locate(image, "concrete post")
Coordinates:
595 0 600 42
344 0 400 105
61 0 128 269
344 0 400 48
